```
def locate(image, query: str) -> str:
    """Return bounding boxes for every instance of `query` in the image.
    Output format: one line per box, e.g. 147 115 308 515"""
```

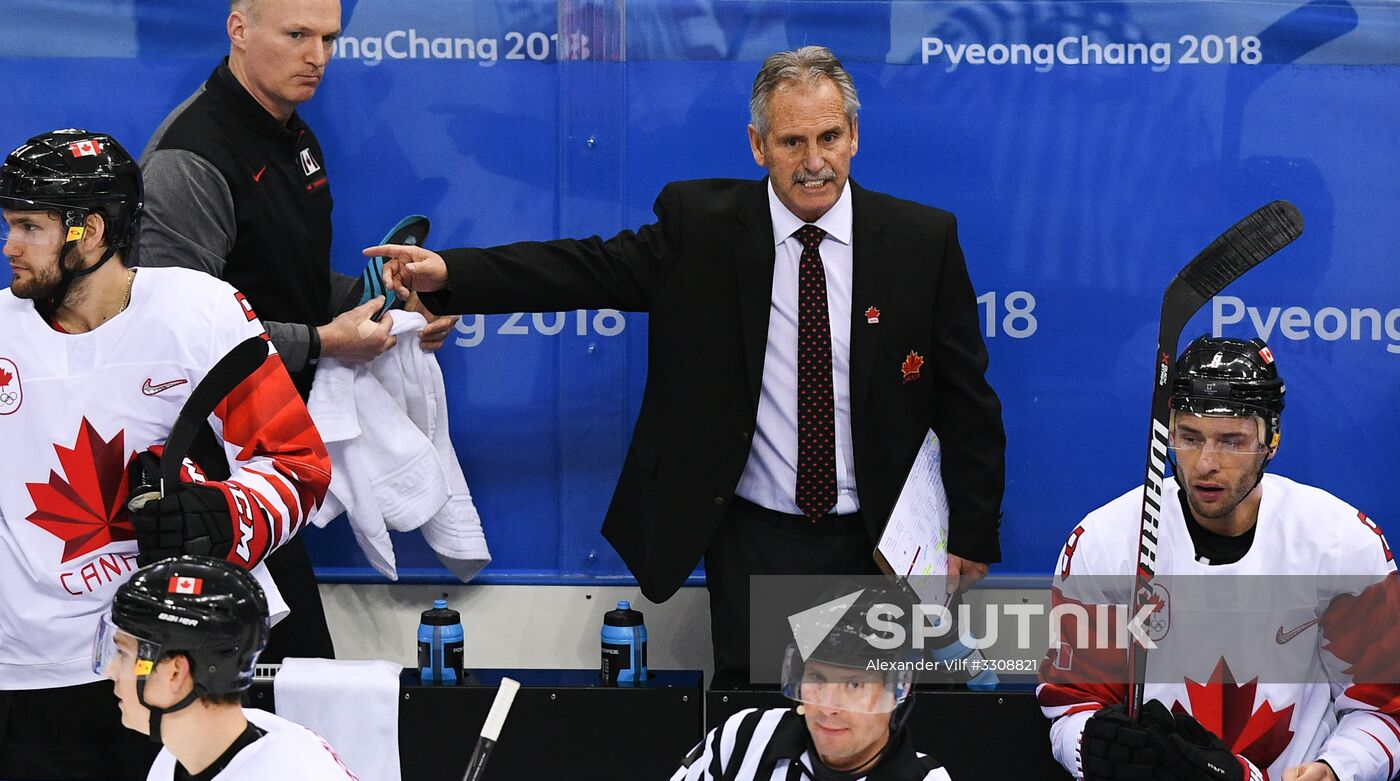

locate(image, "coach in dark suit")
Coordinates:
371 46 1005 673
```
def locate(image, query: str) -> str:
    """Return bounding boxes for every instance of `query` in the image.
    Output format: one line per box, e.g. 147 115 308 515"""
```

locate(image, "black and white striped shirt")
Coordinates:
671 707 952 781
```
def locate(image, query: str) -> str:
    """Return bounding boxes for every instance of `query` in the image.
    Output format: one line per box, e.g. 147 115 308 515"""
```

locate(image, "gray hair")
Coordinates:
749 46 861 138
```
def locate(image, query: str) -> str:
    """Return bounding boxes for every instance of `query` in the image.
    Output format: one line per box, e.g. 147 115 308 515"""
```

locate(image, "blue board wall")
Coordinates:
0 1 1396 584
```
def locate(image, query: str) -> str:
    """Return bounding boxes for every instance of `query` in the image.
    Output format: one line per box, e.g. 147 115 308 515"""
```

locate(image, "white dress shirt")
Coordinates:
734 181 859 515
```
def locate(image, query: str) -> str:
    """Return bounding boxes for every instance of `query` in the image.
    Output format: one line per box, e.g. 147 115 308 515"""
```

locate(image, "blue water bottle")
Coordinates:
601 600 648 685
418 598 464 685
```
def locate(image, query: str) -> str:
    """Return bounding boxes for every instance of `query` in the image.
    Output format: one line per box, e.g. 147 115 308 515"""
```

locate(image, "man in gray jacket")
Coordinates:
137 0 456 659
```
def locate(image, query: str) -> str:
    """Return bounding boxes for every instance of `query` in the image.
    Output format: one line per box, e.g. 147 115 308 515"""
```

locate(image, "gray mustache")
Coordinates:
792 168 835 184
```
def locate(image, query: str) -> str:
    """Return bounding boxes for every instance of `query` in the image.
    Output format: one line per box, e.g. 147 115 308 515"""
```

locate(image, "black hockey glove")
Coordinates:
128 462 234 566
1147 707 1248 781
1080 704 1159 781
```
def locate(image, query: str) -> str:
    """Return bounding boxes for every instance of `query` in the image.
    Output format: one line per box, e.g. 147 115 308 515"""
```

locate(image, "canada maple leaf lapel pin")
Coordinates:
901 351 923 383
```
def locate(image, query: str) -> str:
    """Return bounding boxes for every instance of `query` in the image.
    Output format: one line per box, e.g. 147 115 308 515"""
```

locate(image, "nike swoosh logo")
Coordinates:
142 377 188 396
253 165 267 183
1275 618 1319 645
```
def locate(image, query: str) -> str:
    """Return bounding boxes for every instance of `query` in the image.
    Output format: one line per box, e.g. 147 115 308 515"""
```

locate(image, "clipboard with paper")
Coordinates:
873 428 951 607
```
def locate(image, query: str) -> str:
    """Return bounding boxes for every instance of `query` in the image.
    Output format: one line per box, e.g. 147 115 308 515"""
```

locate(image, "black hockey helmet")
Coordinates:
0 128 143 250
106 555 269 697
1170 335 1285 450
95 556 268 742
781 584 917 723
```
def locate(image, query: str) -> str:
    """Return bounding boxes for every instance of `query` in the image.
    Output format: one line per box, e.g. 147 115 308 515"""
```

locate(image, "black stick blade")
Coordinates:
1178 200 1303 302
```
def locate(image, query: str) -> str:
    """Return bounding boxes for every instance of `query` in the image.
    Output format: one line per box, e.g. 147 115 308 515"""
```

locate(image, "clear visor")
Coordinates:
1168 411 1271 455
92 613 161 680
779 645 913 714
1 210 66 248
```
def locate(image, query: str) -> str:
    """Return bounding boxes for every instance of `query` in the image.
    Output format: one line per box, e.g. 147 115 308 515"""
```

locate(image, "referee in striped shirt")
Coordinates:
672 589 951 780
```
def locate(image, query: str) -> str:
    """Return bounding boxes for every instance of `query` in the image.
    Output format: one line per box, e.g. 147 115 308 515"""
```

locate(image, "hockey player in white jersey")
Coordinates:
97 555 356 780
673 587 952 780
0 128 331 779
1038 336 1400 781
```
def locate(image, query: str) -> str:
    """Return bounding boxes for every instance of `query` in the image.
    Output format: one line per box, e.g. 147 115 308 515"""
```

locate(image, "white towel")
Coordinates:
249 562 289 626
273 658 403 781
307 311 490 580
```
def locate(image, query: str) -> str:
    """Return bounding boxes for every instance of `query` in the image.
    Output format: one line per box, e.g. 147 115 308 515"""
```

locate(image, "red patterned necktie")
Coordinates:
793 224 836 521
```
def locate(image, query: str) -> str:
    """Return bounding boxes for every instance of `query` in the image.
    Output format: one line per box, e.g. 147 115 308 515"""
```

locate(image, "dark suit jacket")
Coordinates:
422 178 1005 602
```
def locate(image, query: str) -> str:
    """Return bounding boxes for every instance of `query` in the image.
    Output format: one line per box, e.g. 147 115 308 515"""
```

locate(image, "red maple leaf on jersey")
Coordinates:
1172 657 1295 770
0 366 12 387
25 418 135 562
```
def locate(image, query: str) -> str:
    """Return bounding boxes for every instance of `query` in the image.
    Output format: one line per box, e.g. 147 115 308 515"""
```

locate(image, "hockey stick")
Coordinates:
1126 200 1303 720
158 336 269 497
461 677 521 781
360 214 431 321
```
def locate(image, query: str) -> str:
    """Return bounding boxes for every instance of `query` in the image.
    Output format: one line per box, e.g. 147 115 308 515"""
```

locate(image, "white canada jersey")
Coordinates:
1038 474 1400 781
148 708 358 780
672 707 952 780
0 267 330 689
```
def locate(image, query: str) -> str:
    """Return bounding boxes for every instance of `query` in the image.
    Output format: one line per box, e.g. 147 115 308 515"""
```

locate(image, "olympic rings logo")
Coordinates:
0 392 16 405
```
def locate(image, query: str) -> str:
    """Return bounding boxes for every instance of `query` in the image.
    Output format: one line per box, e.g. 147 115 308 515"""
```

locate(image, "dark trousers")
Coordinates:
260 534 336 662
704 497 882 677
0 681 160 780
